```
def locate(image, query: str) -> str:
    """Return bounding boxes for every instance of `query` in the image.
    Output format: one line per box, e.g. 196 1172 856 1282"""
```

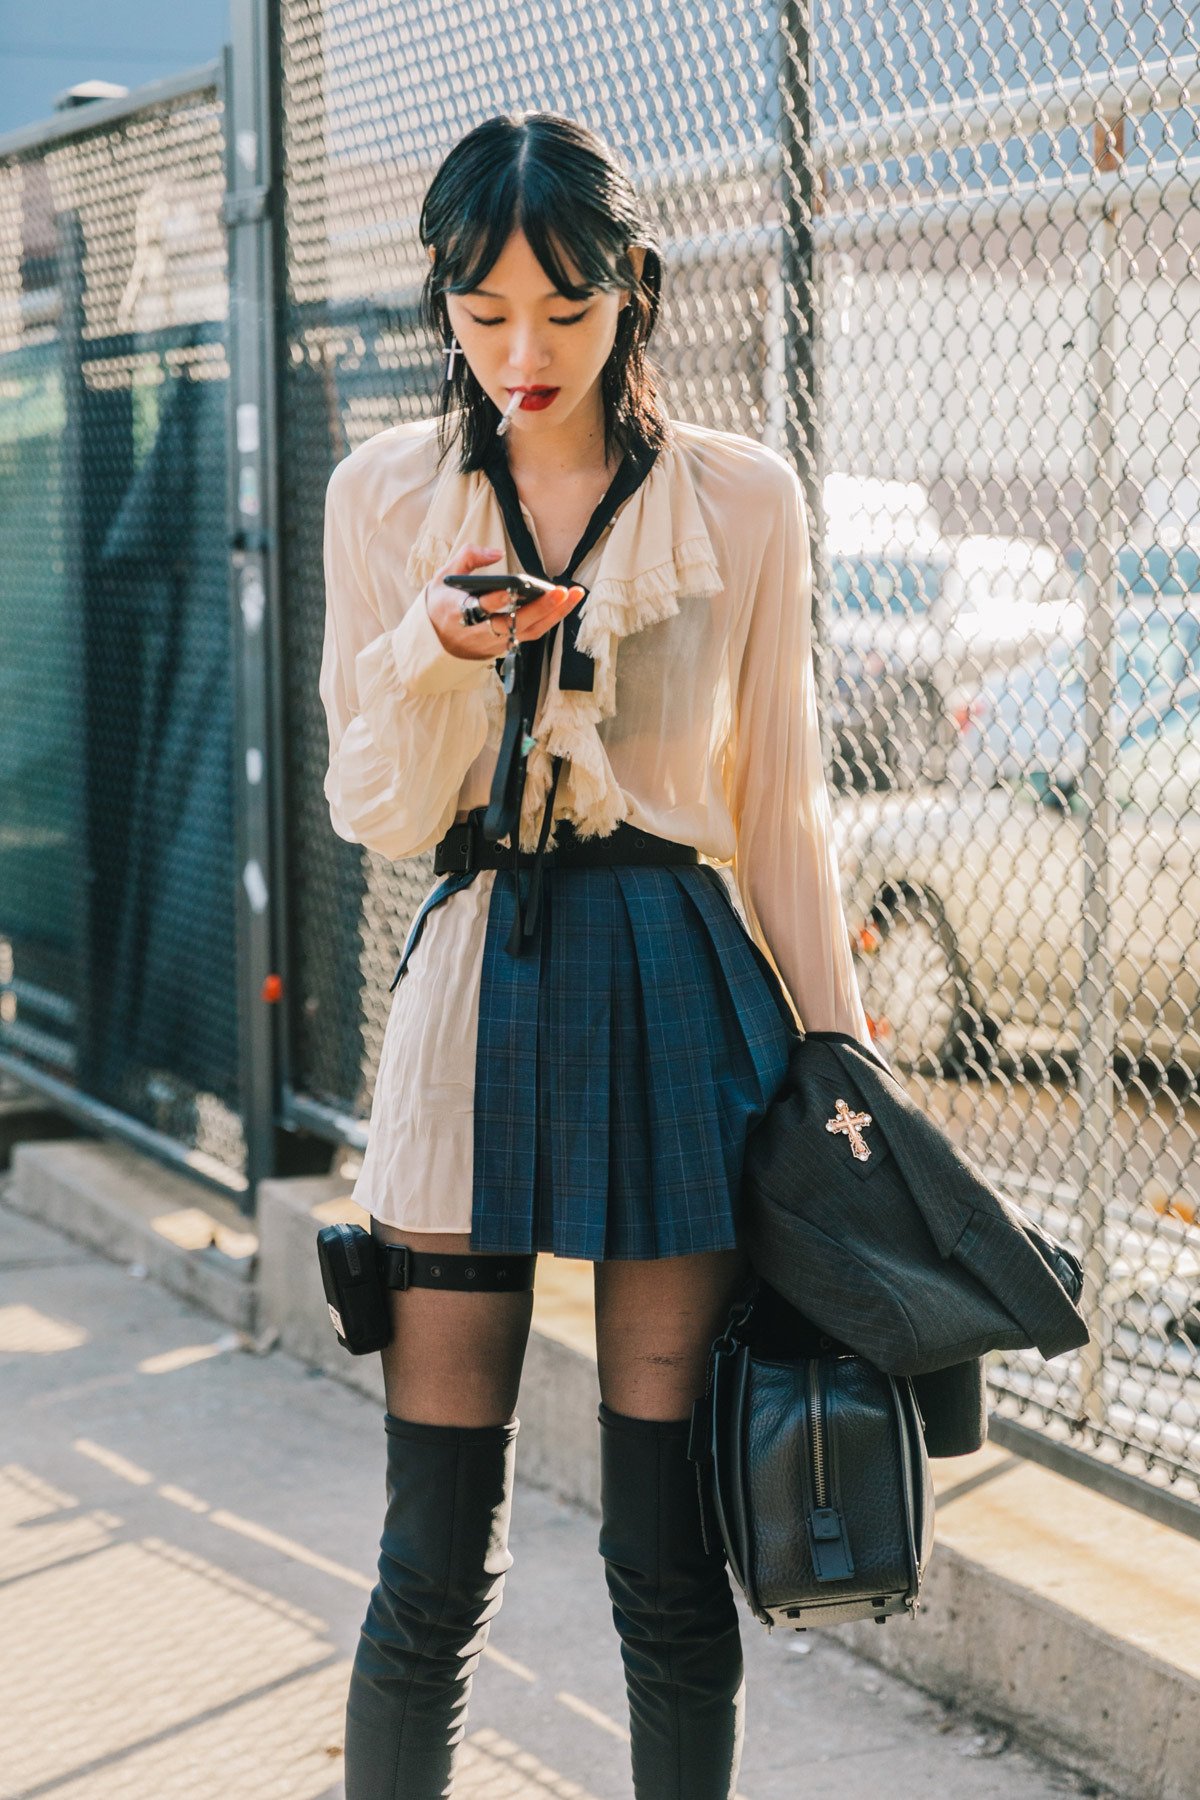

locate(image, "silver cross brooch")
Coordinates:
825 1097 873 1162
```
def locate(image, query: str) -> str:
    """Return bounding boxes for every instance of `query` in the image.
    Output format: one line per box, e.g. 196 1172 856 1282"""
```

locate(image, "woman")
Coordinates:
319 111 876 1799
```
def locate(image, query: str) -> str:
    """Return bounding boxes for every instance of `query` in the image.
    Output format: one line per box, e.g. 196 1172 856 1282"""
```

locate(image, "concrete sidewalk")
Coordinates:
0 1192 1111 1800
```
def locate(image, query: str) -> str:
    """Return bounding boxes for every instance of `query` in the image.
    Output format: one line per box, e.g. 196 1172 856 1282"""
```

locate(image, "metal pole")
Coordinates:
778 0 815 492
0 1047 250 1201
1071 114 1126 1426
57 209 92 1089
254 0 301 1143
222 5 284 1209
778 0 834 768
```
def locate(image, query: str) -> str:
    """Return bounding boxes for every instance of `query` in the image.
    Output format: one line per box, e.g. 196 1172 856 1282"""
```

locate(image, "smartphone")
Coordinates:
443 572 560 607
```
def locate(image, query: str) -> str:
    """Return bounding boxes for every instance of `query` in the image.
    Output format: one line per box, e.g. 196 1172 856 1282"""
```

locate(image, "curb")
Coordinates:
0 1092 85 1169
7 1138 256 1334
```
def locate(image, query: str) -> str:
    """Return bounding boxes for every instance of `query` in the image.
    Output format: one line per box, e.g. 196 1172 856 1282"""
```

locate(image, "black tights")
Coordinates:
372 1222 748 1424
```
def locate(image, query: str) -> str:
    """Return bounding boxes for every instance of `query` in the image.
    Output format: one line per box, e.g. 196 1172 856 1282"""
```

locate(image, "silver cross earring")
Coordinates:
443 336 463 382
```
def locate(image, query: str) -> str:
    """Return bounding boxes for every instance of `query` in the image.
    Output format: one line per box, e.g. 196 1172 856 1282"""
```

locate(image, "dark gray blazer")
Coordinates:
741 1031 1089 1457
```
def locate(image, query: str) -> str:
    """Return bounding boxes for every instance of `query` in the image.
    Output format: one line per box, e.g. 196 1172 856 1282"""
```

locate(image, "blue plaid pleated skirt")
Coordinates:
398 858 797 1262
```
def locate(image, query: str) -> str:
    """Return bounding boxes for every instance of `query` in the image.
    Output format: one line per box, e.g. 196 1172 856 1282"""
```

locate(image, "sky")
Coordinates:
0 2 229 139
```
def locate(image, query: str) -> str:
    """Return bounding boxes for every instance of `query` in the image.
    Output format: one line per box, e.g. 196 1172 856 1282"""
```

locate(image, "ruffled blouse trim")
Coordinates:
403 433 724 849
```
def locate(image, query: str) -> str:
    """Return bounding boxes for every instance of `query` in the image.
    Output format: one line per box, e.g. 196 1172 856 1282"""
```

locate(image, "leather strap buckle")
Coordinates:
434 818 476 875
380 1243 412 1291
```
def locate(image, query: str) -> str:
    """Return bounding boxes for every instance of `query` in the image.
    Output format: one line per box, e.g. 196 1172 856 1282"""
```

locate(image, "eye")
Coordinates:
466 311 591 327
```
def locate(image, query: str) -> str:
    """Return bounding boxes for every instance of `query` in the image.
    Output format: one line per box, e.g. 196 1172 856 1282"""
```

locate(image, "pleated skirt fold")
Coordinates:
472 862 796 1260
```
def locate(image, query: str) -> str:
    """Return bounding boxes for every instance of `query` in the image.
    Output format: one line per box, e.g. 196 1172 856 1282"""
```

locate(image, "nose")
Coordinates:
504 320 553 382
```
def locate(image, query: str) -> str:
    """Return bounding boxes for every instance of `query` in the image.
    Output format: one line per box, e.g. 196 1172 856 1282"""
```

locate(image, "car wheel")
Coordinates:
854 888 984 1077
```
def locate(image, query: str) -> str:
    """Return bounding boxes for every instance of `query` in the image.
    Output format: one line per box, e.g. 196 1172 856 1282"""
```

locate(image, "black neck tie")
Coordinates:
479 430 659 955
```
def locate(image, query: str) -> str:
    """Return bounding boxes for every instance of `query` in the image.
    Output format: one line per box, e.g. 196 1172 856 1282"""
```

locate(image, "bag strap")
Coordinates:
369 1219 535 1292
888 1373 927 1606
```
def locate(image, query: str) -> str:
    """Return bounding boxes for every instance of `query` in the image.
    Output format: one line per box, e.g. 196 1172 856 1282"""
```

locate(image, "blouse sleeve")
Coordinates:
725 460 876 1052
319 452 496 861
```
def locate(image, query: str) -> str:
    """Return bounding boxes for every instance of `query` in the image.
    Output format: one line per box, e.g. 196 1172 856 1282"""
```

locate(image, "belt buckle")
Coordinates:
373 1230 411 1291
439 818 476 874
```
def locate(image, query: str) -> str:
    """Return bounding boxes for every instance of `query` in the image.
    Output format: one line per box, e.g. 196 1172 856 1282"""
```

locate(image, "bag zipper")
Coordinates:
807 1357 855 1580
808 1360 828 1507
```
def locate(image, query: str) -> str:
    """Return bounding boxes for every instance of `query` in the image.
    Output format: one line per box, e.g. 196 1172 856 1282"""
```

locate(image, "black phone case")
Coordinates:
316 1222 392 1354
443 572 556 604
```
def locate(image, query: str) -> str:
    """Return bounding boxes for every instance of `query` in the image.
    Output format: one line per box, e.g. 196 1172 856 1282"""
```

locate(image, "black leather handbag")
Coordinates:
689 1281 935 1630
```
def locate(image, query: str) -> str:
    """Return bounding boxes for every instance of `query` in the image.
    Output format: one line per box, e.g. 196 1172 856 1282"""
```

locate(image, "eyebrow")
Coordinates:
470 287 591 300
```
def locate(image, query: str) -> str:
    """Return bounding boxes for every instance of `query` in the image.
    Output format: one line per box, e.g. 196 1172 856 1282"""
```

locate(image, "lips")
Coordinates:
509 386 560 411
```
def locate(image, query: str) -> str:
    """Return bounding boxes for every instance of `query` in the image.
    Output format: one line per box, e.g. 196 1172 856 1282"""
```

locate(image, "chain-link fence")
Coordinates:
810 11 1200 1518
0 73 246 1187
3 4 1198 1524
274 1 1200 1524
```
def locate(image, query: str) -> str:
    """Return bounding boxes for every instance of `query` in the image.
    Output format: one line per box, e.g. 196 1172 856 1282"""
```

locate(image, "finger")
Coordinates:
476 595 522 621
478 589 551 624
453 545 505 574
507 596 560 635
525 584 578 620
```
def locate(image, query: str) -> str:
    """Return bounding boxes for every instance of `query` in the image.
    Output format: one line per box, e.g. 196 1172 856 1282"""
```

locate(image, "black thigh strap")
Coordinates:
370 1220 536 1292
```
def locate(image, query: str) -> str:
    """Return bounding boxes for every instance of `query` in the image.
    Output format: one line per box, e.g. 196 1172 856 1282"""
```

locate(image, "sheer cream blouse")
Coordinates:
319 410 876 1232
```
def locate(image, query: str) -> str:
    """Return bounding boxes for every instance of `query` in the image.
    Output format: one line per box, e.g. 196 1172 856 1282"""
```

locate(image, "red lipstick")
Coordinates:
508 387 560 411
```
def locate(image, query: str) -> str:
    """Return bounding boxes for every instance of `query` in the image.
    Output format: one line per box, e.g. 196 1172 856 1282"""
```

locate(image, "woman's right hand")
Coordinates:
426 545 584 661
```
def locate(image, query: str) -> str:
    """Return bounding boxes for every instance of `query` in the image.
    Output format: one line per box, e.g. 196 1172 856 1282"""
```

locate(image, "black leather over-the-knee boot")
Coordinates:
344 1411 519 1800
598 1401 745 1799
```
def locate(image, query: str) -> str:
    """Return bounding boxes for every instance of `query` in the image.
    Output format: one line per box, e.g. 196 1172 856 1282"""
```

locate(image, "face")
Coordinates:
434 227 645 433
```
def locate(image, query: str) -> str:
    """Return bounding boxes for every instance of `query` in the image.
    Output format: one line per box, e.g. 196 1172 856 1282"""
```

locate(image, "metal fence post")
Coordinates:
56 209 92 1084
222 3 284 1207
1072 112 1128 1424
778 1 834 770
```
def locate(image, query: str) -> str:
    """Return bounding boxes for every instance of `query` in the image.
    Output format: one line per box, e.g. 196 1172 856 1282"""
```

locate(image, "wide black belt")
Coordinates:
434 807 700 875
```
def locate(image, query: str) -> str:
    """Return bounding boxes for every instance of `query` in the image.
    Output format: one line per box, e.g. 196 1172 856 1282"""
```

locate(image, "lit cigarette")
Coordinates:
496 390 523 437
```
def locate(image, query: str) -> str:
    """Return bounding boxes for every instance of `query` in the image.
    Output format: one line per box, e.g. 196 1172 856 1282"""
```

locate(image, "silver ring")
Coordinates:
459 596 489 628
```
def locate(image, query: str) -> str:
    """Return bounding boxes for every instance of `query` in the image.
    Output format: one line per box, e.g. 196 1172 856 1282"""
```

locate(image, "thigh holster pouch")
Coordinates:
316 1221 537 1356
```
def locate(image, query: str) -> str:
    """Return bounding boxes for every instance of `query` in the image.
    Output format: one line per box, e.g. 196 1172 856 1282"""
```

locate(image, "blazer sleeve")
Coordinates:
319 450 496 861
725 460 877 1053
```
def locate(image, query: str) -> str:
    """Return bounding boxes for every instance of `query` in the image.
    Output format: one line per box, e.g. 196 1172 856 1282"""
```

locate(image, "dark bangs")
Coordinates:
417 113 672 472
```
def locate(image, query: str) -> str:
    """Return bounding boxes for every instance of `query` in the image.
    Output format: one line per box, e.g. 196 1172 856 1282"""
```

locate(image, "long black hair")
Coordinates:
418 112 673 472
